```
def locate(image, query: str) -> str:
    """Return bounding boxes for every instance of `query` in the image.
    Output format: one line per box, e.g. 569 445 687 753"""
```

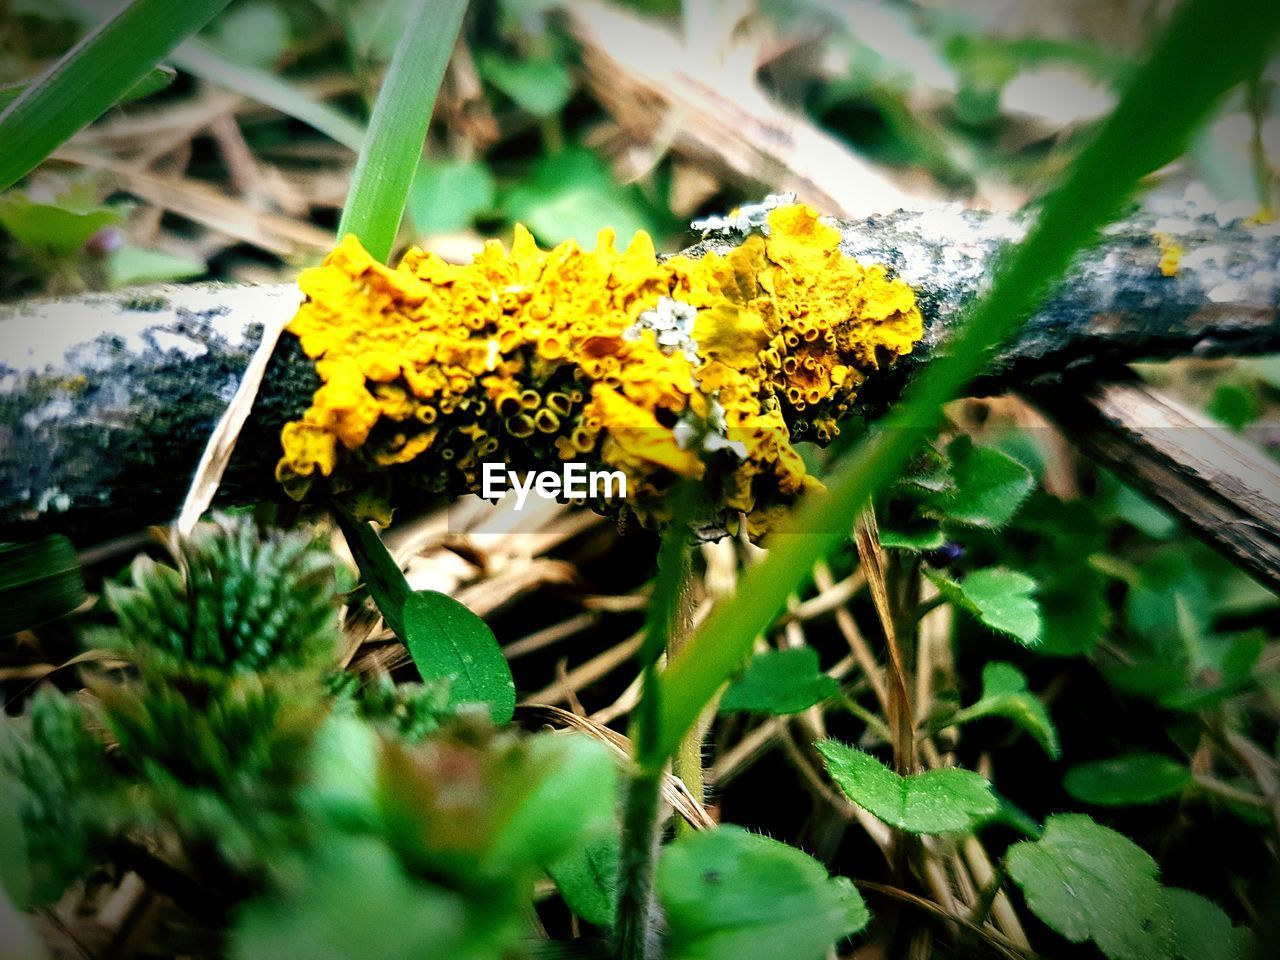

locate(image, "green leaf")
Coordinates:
658 825 868 960
0 191 121 258
0 0 235 191
1006 814 1171 960
892 447 953 496
503 146 661 247
0 764 33 907
1125 547 1212 649
817 740 997 834
1107 480 1177 539
0 536 86 635
401 591 515 723
107 247 205 289
548 834 619 929
1063 753 1192 806
0 64 175 112
407 158 496 235
1166 889 1243 960
927 436 1034 529
488 734 617 869
337 0 469 261
1207 383 1259 430
232 837 504 960
932 567 1042 645
878 520 946 551
1000 494 1106 657
1036 566 1106 657
479 52 573 117
720 648 839 715
1162 631 1264 711
951 662 1059 758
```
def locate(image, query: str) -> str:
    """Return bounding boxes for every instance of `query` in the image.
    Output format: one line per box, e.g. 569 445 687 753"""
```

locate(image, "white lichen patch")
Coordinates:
623 295 700 363
692 192 798 237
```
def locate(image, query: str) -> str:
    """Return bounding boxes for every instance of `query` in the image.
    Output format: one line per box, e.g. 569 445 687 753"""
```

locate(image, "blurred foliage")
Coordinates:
1 517 619 957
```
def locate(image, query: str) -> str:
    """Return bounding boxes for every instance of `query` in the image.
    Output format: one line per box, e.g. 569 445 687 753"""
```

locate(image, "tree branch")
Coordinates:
1 206 1276 542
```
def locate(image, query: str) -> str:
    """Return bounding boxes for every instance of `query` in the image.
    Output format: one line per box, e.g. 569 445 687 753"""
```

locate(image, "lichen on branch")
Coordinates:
276 203 923 534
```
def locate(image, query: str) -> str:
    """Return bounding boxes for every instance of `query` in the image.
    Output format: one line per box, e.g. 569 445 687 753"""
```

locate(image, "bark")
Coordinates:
0 205 1276 542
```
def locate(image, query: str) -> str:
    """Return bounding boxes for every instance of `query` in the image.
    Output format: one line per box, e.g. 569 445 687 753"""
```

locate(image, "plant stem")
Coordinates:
614 766 663 960
617 486 699 958
666 545 702 837
332 507 411 638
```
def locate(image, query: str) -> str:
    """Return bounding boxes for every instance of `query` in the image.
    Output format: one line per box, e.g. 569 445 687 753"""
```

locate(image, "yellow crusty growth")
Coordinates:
1156 232 1183 278
277 203 923 535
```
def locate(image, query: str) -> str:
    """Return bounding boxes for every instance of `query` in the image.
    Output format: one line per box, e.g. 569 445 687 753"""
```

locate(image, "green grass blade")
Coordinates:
0 64 175 112
645 0 1280 767
0 0 234 191
336 0 469 262
173 40 366 152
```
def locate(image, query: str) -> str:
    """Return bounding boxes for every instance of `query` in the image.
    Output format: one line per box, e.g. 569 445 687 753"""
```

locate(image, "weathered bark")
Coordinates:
0 206 1276 542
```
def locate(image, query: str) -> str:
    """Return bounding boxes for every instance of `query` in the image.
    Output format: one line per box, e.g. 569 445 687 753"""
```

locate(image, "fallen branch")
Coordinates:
0 206 1276 543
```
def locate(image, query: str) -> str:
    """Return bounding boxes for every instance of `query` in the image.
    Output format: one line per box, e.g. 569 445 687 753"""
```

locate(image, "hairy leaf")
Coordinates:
1166 889 1245 960
817 740 997 833
951 662 1059 758
932 567 1042 645
928 436 1035 528
548 835 619 929
1006 814 1171 960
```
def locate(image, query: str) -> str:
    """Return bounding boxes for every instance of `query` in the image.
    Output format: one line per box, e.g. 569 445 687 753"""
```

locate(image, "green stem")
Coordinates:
668 547 701 838
614 767 663 960
617 486 698 957
838 691 895 744
332 507 410 639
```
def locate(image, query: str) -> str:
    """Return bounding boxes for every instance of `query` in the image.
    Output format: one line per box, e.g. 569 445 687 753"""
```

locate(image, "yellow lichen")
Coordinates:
277 203 924 535
1156 233 1182 277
